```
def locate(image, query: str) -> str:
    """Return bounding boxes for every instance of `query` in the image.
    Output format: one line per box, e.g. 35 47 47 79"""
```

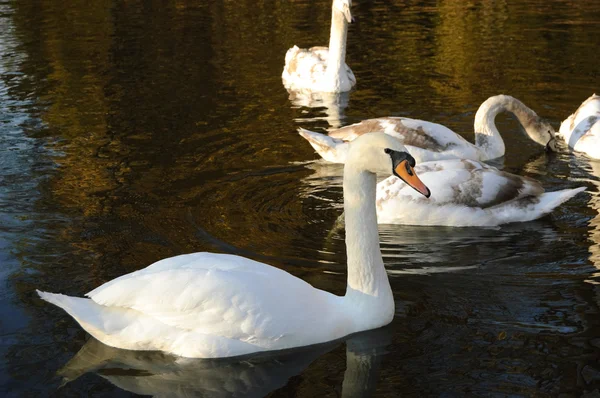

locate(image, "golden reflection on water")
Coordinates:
2 0 600 395
583 160 600 283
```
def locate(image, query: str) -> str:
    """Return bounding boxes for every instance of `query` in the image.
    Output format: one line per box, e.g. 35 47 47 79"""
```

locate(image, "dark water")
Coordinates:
1 0 600 396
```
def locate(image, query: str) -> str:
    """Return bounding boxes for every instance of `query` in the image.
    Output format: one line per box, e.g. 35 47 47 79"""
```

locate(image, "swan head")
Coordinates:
333 0 354 23
347 132 431 197
525 117 557 152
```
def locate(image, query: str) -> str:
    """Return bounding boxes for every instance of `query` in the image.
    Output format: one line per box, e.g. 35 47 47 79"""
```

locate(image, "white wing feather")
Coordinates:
87 253 340 343
376 159 583 226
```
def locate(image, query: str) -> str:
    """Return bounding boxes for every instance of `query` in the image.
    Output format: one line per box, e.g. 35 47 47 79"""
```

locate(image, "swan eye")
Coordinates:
384 148 392 154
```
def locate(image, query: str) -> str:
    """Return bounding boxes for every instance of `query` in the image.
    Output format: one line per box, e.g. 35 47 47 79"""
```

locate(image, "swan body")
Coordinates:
282 0 356 93
38 133 426 359
558 94 600 159
299 95 556 163
38 254 350 358
376 159 585 227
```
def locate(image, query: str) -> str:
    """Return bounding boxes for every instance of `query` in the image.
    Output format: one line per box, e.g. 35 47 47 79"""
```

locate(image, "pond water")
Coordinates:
1 0 600 396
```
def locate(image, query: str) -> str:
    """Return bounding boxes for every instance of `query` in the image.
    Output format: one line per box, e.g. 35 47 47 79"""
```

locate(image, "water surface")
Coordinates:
1 0 600 396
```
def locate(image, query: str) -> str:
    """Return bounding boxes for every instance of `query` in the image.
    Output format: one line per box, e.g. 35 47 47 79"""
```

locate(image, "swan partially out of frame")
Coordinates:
558 94 600 159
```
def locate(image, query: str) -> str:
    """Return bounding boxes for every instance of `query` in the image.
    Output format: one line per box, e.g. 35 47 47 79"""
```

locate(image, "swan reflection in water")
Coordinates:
58 326 392 397
583 158 600 280
288 89 350 129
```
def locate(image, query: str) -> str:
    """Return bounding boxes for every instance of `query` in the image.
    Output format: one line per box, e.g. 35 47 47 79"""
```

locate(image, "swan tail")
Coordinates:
491 187 586 224
37 290 125 336
37 290 257 358
533 187 586 215
283 45 301 83
36 290 168 352
298 127 349 163
284 45 300 67
37 290 91 316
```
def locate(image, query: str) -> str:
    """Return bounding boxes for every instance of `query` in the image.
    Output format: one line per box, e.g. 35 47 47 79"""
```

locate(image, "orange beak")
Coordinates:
394 160 431 198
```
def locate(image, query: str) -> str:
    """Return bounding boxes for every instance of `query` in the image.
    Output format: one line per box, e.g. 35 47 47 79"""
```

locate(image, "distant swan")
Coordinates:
37 133 430 359
282 0 356 93
375 158 584 227
558 94 600 159
299 95 557 163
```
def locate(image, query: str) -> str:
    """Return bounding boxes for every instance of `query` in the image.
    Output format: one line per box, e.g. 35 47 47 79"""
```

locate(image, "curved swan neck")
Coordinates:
326 6 349 81
473 96 508 160
342 166 390 299
474 95 544 160
507 97 547 141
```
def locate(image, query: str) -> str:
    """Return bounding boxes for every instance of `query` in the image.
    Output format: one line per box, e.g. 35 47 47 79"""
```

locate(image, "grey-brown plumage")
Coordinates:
375 159 584 226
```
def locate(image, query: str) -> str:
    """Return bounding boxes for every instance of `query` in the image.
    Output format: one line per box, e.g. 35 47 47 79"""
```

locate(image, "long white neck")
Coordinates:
474 95 544 160
326 7 349 83
342 164 394 327
473 96 508 160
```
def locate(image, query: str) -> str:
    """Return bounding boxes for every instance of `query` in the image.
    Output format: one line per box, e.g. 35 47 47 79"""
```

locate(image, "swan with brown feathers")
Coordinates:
299 95 557 163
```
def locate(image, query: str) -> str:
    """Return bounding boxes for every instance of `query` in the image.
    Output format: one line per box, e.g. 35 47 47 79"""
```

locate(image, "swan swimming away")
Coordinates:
558 94 600 159
37 132 430 359
299 95 557 163
282 0 356 93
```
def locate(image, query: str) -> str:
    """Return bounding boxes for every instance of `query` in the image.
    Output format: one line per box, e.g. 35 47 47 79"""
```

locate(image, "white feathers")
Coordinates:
299 95 555 164
559 94 600 159
282 0 355 93
38 253 348 358
37 133 411 359
376 159 585 227
298 127 350 163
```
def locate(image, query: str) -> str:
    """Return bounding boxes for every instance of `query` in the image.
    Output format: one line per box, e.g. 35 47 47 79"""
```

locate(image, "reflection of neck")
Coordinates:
587 162 600 267
342 164 394 329
326 8 348 83
342 349 382 398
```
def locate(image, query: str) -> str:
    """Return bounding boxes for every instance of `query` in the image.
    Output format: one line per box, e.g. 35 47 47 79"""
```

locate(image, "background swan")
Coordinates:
282 0 356 93
558 94 600 159
375 159 584 227
37 133 430 359
299 95 557 163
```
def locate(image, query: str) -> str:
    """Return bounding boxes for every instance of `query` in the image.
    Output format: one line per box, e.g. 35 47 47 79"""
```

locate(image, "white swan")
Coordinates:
37 133 430 359
558 94 600 159
282 0 356 93
375 158 585 227
299 95 557 163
